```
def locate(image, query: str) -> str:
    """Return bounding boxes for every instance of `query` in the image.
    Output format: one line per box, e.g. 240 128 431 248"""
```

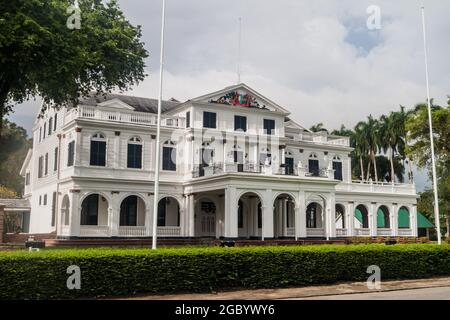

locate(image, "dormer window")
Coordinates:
90 133 106 166
127 136 142 169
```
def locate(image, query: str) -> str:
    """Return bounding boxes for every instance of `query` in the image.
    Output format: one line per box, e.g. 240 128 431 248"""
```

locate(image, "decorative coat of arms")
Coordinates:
209 91 262 108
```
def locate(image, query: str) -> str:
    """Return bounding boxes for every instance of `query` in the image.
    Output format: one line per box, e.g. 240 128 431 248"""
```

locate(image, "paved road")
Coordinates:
300 286 450 300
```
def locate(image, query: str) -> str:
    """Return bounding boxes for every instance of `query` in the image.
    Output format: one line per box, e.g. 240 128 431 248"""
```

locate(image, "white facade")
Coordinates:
21 84 418 240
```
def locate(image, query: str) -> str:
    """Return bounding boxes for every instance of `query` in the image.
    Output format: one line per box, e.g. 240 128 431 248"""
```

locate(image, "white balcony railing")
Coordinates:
65 105 185 128
377 228 392 236
336 228 347 237
336 181 416 195
398 229 413 236
157 226 182 237
118 226 147 237
306 228 325 237
354 228 370 236
286 227 295 237
79 225 110 237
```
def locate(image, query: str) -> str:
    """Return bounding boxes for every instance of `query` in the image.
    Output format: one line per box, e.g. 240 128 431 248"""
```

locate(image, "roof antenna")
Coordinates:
237 17 242 84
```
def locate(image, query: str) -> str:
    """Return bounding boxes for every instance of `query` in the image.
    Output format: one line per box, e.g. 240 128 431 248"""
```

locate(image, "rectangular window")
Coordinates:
51 192 56 227
38 156 43 178
43 123 46 139
25 172 30 186
54 113 58 131
90 141 106 166
48 118 53 135
43 194 47 206
186 111 191 128
309 159 320 177
263 119 275 135
127 144 142 169
39 195 42 205
162 147 176 171
285 157 294 175
333 161 343 181
234 115 247 132
44 153 48 176
54 147 58 172
67 141 75 167
39 128 42 142
203 112 217 129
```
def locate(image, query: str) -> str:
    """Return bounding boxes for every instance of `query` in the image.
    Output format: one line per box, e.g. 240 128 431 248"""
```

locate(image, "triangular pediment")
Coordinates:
191 84 290 114
97 98 135 110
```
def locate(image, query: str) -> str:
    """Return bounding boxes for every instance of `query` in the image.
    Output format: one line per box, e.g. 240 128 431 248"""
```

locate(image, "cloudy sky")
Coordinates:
9 0 450 190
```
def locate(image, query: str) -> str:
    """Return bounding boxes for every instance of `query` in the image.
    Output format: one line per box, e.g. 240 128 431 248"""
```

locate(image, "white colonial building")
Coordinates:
20 84 419 241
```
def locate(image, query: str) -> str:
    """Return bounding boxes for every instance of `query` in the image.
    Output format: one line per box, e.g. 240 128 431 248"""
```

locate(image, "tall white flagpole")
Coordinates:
152 0 167 250
237 17 242 84
421 6 442 245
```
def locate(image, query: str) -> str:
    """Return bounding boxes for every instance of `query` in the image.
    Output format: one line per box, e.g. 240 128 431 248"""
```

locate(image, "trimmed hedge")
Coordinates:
1 244 450 299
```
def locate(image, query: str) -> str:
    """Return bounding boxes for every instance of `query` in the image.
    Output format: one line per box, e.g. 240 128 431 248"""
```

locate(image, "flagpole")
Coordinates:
152 0 167 250
421 6 441 245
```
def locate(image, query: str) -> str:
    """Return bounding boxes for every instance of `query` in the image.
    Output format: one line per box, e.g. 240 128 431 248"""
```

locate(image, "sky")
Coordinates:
9 0 450 191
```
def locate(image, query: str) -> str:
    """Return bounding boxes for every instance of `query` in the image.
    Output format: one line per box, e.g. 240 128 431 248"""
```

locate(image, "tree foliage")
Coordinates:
0 0 149 137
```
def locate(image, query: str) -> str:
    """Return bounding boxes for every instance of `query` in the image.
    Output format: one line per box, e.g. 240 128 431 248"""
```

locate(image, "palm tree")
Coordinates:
396 106 413 182
309 123 328 133
356 115 380 181
352 125 367 181
379 113 404 183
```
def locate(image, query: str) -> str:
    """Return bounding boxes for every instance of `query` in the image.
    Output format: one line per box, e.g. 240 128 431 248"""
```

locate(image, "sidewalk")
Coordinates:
118 277 450 300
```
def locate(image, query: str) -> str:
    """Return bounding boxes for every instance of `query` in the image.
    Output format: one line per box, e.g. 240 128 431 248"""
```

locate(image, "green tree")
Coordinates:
356 115 380 181
309 123 328 133
406 100 450 236
379 112 405 183
0 119 31 194
0 0 148 137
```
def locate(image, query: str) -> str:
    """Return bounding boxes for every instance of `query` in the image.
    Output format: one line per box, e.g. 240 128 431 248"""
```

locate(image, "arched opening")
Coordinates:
355 204 369 229
158 197 180 227
120 195 146 226
238 192 263 238
196 198 217 237
80 194 108 226
61 195 70 226
398 206 410 229
335 204 346 229
274 194 295 238
306 202 323 229
377 205 390 229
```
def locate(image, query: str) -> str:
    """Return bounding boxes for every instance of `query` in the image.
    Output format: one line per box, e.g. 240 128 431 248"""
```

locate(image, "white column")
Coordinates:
262 189 274 240
110 193 119 237
370 203 377 237
69 191 80 237
224 187 238 238
295 190 306 239
145 195 153 237
328 193 336 239
347 202 355 237
114 133 121 168
411 206 418 237
391 203 398 237
188 194 195 237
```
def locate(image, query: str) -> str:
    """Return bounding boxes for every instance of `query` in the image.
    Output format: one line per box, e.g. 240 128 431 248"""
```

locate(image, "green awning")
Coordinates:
353 208 434 229
417 212 434 228
355 208 363 223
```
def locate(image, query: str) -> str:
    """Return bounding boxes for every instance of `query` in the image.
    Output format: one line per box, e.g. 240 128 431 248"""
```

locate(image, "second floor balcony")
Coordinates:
64 105 186 129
